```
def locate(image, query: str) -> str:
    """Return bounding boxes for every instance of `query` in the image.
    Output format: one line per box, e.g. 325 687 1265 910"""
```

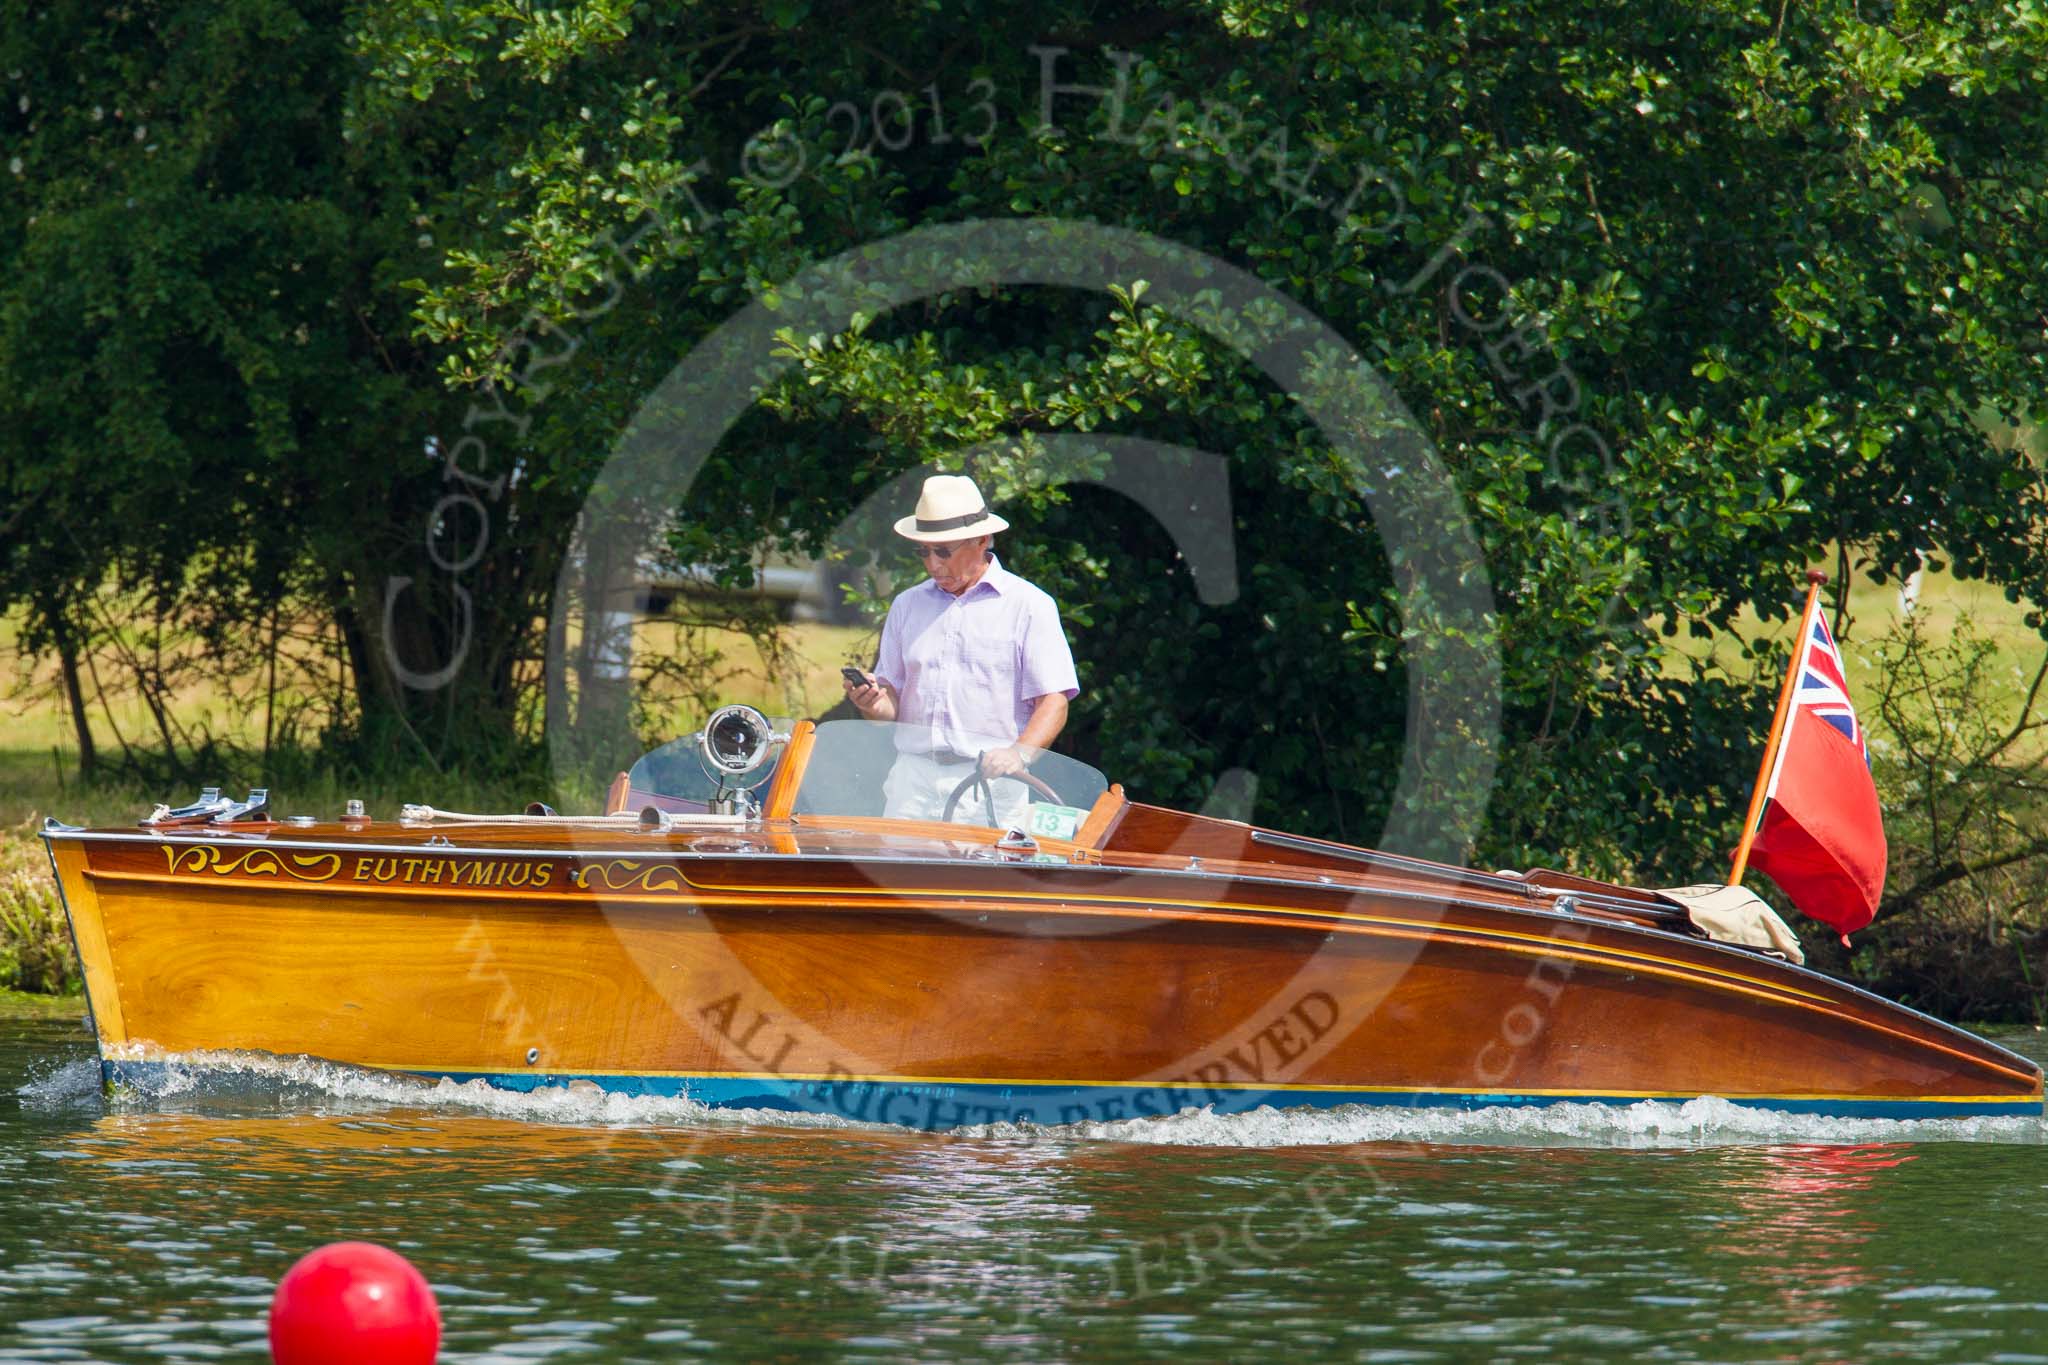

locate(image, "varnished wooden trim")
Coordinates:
1075 784 1127 850
788 813 1009 846
762 720 817 820
49 844 127 1045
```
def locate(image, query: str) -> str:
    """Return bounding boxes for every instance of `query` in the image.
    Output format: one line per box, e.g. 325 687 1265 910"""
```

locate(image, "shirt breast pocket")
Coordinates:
960 633 1013 683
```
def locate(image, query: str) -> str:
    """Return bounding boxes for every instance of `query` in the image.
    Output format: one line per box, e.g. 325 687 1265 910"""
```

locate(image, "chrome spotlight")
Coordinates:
698 704 777 779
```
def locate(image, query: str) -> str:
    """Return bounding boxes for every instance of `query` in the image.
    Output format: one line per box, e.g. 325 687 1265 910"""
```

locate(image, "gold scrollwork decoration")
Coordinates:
577 860 688 894
161 845 344 883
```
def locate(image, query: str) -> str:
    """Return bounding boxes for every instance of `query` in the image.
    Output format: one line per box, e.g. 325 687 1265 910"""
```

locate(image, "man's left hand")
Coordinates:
980 746 1027 779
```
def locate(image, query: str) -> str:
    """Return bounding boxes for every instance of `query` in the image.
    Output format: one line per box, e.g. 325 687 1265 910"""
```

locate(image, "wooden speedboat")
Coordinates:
42 709 2042 1128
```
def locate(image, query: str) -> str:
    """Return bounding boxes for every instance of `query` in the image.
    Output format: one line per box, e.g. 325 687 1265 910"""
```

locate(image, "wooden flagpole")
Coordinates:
1728 570 1828 887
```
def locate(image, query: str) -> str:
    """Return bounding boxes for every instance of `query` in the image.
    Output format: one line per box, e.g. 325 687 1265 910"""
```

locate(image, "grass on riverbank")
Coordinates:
0 771 102 998
1672 563 2047 749
0 986 86 1021
0 856 79 996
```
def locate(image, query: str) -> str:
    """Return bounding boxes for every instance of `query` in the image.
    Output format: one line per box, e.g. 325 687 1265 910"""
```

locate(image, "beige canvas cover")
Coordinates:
1652 884 1806 965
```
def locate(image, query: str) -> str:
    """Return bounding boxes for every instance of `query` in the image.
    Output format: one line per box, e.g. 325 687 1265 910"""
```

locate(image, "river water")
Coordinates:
7 1012 2048 1363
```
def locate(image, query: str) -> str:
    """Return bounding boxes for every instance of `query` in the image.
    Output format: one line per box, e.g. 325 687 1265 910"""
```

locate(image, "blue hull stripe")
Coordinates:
100 1060 2044 1128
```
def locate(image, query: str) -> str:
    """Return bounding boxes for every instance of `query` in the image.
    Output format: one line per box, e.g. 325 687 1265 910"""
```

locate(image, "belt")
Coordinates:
924 750 978 766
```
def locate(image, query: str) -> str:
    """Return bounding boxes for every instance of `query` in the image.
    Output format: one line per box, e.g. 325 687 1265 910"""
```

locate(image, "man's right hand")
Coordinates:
842 670 894 720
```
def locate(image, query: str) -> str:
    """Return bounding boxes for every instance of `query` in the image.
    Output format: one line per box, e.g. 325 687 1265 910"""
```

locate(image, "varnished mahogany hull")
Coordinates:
45 822 2042 1129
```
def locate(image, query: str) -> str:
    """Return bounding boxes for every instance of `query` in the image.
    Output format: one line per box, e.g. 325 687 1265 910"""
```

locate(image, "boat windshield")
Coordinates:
621 717 1109 834
790 719 1108 833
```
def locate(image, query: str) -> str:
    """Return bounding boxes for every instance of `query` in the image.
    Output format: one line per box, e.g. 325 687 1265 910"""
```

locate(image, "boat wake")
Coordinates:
16 1056 102 1109
957 1096 2048 1148
40 1044 2048 1147
92 1044 878 1132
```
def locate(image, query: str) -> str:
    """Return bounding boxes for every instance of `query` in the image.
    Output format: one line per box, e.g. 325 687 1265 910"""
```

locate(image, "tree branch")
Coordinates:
0 488 45 543
1582 169 1613 249
1878 838 2048 923
1983 647 2048 764
686 30 754 101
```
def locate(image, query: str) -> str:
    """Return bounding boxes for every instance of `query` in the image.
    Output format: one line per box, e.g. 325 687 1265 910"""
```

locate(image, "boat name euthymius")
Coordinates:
350 857 555 887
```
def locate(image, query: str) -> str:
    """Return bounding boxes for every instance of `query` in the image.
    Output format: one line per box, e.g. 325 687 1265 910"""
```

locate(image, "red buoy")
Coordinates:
269 1242 441 1365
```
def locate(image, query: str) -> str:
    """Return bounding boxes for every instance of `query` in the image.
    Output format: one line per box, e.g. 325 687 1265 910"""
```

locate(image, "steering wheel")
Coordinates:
940 757 1062 827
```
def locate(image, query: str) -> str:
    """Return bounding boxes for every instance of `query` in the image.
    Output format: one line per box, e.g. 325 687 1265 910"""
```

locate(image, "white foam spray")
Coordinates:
28 1044 2048 1148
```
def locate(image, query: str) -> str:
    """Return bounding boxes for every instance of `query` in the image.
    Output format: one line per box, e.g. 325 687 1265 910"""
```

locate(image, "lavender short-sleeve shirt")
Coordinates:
873 554 1080 756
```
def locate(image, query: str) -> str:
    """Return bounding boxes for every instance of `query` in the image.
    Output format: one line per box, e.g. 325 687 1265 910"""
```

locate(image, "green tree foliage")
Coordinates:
0 0 538 769
3 2 2045 893
355 0 2048 875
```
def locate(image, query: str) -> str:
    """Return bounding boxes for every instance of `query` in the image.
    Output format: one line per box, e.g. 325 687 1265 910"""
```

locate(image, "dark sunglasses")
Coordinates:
913 539 972 560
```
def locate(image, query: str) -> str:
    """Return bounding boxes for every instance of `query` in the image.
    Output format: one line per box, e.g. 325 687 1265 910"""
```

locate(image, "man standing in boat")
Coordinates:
841 474 1080 823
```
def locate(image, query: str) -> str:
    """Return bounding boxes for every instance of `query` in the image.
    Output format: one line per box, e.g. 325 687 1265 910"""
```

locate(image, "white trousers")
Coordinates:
883 751 1030 827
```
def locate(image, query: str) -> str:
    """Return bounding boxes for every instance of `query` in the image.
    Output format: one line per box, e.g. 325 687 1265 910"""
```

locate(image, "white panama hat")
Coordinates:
893 474 1010 542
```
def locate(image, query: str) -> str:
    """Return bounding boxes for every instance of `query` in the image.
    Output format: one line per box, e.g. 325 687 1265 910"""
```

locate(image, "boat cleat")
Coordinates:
994 828 1040 855
209 789 271 824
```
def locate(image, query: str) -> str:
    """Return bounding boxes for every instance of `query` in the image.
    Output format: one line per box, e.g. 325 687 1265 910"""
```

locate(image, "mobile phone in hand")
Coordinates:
841 666 871 689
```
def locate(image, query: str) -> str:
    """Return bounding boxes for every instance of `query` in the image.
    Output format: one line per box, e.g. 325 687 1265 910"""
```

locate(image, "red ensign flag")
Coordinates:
1745 599 1887 936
